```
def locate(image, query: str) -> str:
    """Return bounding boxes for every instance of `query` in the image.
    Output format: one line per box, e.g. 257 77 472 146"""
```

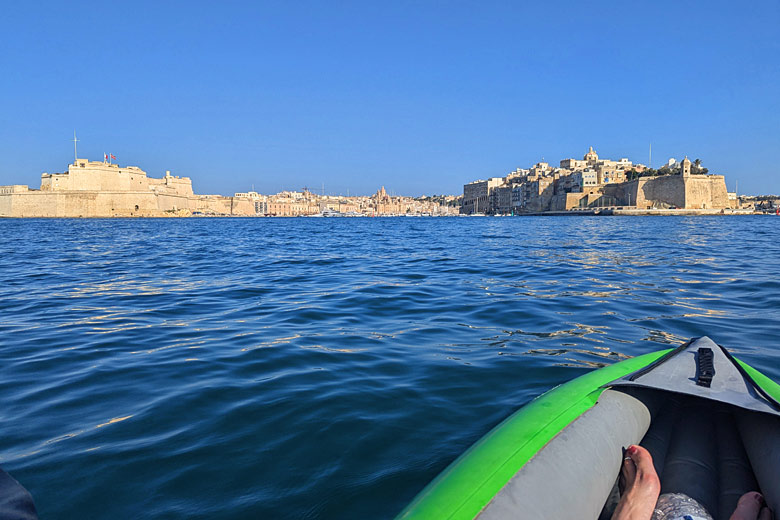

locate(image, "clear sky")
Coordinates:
1 1 778 196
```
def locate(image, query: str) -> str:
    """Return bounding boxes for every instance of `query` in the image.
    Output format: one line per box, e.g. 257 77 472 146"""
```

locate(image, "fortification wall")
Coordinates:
2 159 226 217
550 192 587 211
0 191 176 217
197 196 232 215
41 163 194 197
196 196 257 216
148 176 194 197
603 174 729 209
49 165 150 192
637 176 686 208
685 175 729 209
156 193 196 212
0 194 11 216
231 198 256 215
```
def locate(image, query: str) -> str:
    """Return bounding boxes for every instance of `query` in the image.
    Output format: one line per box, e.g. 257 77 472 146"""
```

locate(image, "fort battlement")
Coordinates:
40 159 193 197
1 158 249 217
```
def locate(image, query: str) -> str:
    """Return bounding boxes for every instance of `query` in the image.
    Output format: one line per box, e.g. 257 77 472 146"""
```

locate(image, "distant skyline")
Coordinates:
1 1 778 196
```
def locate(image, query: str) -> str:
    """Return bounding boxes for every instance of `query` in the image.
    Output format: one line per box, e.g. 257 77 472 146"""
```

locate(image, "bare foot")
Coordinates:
730 492 773 520
611 445 661 520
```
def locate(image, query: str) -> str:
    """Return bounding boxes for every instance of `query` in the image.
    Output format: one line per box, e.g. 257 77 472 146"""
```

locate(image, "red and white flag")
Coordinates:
110 153 116 160
104 153 108 161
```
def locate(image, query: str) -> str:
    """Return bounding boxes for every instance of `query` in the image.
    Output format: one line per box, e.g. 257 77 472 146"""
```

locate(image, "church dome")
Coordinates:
583 146 599 162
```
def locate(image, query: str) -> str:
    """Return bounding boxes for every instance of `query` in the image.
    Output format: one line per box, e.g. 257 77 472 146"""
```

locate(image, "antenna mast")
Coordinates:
649 142 652 169
73 131 79 163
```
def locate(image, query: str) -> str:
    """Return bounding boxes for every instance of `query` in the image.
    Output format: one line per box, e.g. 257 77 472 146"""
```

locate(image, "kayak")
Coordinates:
396 337 780 520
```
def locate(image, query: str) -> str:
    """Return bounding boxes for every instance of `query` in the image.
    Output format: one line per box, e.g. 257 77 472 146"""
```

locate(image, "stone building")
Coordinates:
463 147 732 214
0 157 257 217
461 177 505 214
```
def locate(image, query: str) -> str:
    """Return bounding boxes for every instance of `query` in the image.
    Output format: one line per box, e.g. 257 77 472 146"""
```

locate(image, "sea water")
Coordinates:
1 216 778 519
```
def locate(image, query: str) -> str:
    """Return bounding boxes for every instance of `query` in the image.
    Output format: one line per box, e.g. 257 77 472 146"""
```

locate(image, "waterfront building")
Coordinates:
494 185 514 215
461 177 505 215
462 147 733 214
234 191 268 215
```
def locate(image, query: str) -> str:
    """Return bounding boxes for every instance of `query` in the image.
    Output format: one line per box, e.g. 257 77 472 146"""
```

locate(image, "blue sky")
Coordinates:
0 1 778 196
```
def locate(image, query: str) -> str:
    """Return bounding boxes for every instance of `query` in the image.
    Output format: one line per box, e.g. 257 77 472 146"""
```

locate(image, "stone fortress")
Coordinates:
462 147 735 215
0 157 260 218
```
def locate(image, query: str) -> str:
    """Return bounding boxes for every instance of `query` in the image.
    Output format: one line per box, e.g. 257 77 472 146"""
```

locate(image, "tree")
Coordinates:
692 158 705 174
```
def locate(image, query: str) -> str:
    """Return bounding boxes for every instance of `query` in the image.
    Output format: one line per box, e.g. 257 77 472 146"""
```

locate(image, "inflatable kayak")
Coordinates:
396 337 780 520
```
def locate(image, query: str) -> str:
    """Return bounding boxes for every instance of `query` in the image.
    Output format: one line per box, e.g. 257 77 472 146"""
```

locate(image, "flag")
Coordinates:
104 153 108 161
110 154 116 160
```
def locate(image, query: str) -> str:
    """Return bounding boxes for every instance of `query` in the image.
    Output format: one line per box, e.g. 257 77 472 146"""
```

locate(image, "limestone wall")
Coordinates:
601 174 729 210
196 196 257 216
0 191 164 217
637 176 685 209
231 198 257 215
0 194 11 216
685 175 729 209
148 176 194 197
0 190 253 218
40 161 195 198
156 193 197 212
56 163 150 192
0 185 30 194
549 192 587 211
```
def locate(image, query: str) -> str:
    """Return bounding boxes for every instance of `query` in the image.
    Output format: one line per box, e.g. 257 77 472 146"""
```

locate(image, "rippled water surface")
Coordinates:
1 216 779 519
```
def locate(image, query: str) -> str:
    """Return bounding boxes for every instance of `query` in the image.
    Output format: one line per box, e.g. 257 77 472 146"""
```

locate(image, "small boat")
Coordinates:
396 337 780 519
310 208 343 217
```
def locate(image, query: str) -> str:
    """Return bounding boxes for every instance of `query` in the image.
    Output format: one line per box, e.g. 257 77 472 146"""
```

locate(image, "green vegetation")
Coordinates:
416 194 462 207
624 158 709 182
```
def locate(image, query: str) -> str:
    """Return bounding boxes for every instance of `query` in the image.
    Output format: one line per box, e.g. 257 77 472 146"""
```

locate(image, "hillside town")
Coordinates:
462 147 738 214
233 186 459 217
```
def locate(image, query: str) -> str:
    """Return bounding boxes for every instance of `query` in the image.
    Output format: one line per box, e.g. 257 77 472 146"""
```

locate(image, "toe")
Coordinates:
730 492 764 520
627 445 659 490
621 453 636 488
